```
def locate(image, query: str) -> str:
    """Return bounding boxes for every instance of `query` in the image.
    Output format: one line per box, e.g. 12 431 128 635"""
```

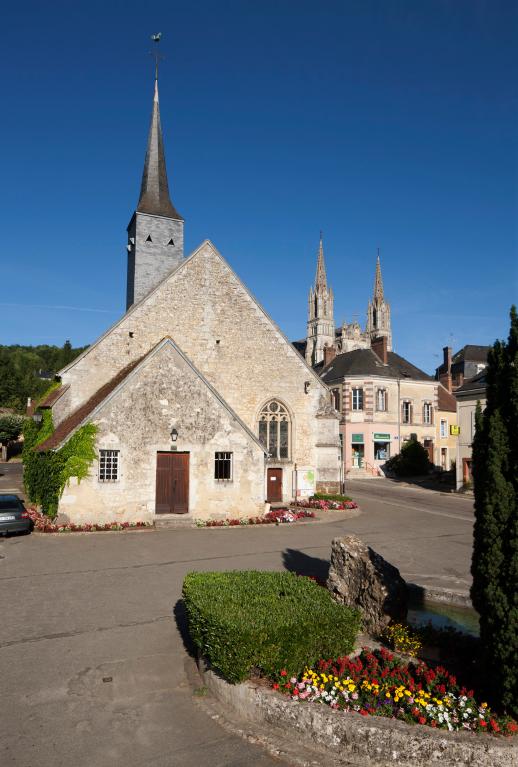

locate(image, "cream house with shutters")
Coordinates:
319 338 438 477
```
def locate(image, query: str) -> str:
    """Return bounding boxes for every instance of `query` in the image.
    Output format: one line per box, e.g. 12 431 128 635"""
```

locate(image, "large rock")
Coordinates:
327 535 407 634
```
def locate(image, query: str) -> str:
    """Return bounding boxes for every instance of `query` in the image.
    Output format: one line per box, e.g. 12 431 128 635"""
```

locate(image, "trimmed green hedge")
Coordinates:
183 570 361 683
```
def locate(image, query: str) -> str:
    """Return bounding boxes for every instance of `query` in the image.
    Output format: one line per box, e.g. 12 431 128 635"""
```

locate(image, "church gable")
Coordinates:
54 338 267 523
60 240 329 432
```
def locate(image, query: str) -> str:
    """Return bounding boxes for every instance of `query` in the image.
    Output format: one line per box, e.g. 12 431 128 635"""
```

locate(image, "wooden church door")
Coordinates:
267 468 283 503
156 452 189 514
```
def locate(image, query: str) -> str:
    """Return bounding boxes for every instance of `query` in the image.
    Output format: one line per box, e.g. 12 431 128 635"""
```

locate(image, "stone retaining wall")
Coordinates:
199 662 518 767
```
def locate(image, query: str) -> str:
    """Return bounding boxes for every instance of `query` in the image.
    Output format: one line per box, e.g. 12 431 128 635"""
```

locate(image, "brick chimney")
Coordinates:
323 344 336 366
439 346 453 392
443 346 452 372
371 336 388 364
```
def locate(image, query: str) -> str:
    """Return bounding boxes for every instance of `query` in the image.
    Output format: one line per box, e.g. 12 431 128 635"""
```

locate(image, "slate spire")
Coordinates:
137 77 183 221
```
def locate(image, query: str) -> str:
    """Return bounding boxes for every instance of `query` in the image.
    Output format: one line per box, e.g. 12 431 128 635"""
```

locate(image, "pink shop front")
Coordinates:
343 426 397 474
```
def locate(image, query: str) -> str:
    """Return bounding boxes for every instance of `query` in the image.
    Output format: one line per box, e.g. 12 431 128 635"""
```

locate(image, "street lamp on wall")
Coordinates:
33 412 43 425
170 427 178 443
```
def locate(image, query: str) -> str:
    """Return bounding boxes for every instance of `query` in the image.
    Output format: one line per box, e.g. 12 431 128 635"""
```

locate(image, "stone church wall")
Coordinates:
58 342 266 524
59 241 340 496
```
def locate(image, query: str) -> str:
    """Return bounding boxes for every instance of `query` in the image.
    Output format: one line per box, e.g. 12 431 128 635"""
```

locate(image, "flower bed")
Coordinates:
271 648 517 736
296 497 358 511
195 508 315 528
26 507 152 533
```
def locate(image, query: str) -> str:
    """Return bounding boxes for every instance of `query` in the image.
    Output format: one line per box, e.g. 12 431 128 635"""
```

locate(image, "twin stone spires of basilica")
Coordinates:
125 73 392 364
305 236 392 366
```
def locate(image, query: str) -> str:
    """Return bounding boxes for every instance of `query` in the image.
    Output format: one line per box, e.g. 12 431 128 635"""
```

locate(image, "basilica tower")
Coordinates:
366 252 392 350
306 235 335 366
126 76 184 309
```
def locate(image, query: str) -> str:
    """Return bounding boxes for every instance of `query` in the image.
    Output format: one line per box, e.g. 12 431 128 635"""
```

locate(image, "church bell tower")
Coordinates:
126 76 184 310
366 252 392 350
306 234 335 366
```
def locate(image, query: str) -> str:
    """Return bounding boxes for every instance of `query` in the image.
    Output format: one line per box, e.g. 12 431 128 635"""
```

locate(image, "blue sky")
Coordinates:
1 0 516 373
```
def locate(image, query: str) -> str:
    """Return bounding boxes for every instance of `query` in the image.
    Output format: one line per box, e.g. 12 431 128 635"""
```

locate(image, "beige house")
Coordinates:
35 76 341 524
454 371 487 490
319 337 438 478
435 384 458 471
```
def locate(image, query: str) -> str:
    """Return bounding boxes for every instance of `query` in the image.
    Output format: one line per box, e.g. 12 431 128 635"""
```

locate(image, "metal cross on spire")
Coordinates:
150 32 165 80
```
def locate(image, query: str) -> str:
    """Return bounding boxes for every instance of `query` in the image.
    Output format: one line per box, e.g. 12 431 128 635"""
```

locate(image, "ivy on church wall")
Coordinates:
23 414 97 519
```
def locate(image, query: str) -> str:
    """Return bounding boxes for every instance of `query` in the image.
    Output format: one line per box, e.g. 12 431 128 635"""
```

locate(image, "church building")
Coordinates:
298 239 438 478
303 237 392 366
35 75 341 524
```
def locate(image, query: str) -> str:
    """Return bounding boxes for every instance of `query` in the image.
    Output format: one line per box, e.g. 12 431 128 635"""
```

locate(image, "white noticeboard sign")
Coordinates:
295 468 316 497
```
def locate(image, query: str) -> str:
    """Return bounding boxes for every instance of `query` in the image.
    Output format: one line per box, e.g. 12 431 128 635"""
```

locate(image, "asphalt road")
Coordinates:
0 475 474 767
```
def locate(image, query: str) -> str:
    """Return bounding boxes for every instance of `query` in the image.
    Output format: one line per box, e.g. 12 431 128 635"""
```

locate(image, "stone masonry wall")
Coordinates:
58 341 265 523
59 241 340 491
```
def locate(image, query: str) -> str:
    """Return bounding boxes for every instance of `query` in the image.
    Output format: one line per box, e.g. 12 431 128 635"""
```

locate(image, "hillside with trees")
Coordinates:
0 341 88 412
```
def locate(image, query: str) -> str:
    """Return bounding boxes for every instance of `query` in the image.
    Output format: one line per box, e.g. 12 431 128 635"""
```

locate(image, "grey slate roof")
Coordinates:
320 348 433 384
137 79 183 221
455 370 487 395
452 345 490 364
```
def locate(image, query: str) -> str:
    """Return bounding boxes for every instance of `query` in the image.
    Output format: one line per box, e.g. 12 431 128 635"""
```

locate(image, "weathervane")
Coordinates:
150 32 164 80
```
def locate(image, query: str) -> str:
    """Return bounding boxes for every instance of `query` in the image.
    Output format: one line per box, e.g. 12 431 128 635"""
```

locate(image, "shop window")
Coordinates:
352 387 364 411
214 452 233 481
374 441 390 460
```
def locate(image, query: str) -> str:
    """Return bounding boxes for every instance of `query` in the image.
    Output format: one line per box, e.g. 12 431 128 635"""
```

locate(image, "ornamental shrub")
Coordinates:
471 306 518 716
23 413 97 518
182 570 361 684
385 438 431 477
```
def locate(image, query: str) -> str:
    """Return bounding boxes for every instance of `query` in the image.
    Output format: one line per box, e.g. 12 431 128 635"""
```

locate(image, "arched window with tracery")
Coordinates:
258 400 291 460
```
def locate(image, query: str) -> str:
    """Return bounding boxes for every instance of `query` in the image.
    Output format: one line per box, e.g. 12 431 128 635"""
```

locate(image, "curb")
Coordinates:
197 660 518 767
406 582 472 609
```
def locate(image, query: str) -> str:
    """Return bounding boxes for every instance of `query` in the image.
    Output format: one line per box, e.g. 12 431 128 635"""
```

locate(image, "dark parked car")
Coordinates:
0 495 33 536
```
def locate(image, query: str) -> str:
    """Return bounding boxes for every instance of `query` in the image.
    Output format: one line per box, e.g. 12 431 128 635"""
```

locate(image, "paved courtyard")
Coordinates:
0 475 474 766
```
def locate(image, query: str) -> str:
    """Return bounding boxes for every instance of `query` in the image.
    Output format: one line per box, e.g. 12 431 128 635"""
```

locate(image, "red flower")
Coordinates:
272 683 279 690
280 669 287 677
359 709 369 716
418 716 426 725
479 720 487 728
507 722 518 733
431 720 437 728
490 720 500 733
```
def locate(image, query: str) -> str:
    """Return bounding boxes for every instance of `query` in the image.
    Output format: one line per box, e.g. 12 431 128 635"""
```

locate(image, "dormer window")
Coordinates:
167 238 175 246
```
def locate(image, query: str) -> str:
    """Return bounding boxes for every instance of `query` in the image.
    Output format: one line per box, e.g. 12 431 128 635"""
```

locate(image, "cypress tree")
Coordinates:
471 306 518 715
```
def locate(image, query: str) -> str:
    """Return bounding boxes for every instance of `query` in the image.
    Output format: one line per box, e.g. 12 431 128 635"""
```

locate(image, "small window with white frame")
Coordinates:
376 388 387 411
99 449 119 482
215 452 233 481
402 400 412 424
352 387 364 411
440 419 448 438
423 402 433 425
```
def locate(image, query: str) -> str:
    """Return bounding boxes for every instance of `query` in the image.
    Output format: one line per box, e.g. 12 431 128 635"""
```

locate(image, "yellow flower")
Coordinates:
481 702 488 709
